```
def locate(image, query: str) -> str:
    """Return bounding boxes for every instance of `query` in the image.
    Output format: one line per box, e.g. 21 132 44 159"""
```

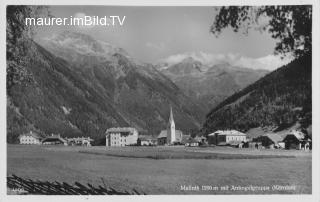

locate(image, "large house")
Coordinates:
157 107 183 145
208 130 247 146
106 127 138 146
41 134 68 145
19 131 41 145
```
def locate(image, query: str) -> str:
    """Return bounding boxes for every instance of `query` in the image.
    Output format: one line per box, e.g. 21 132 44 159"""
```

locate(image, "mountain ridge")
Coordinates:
155 56 269 109
201 53 312 136
7 33 207 143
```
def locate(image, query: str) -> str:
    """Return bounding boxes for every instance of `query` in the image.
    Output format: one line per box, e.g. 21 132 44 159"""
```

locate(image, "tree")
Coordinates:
6 6 49 92
211 6 312 57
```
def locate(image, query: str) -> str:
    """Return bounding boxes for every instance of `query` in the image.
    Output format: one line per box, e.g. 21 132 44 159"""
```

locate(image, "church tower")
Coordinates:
167 106 176 144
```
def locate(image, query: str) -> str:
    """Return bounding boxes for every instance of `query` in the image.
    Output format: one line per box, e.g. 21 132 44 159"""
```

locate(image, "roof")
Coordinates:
19 131 41 139
42 134 67 143
106 127 137 134
208 130 223 136
209 130 246 136
285 130 305 140
157 130 167 138
157 130 183 139
138 135 156 141
139 136 154 141
262 133 282 143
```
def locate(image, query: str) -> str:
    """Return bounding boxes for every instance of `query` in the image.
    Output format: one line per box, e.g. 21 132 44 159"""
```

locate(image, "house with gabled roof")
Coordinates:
41 134 68 145
283 130 311 150
253 133 284 149
18 131 42 145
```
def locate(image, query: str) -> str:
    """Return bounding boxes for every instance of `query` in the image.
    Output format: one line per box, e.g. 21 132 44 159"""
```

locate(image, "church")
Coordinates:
157 106 183 145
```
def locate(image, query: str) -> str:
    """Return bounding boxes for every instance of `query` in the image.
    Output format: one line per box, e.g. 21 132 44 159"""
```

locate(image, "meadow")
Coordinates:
7 144 312 194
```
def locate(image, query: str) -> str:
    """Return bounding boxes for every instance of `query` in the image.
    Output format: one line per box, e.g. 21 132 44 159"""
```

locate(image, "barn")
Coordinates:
41 134 68 146
283 130 311 150
254 133 284 149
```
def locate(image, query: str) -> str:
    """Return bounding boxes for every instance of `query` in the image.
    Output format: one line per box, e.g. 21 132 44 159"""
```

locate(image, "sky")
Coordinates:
35 6 292 70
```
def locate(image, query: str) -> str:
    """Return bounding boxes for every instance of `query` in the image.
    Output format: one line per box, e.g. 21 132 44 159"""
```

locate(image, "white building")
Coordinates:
19 131 41 145
208 130 247 146
106 127 138 147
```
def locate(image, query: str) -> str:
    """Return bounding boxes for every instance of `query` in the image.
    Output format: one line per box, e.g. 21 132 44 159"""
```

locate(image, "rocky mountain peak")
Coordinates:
38 31 129 64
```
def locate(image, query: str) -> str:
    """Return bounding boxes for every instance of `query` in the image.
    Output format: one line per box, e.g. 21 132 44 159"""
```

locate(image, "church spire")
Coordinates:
169 106 174 124
167 105 176 144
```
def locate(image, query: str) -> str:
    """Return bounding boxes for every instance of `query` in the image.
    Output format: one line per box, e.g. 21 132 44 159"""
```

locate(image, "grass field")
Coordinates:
7 144 312 195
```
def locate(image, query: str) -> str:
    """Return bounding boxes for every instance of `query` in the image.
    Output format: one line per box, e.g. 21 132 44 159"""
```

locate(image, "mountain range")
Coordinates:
7 31 306 144
156 57 269 109
7 31 206 143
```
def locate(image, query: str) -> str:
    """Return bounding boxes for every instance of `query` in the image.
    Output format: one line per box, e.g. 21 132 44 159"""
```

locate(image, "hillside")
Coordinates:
156 57 268 109
202 54 311 136
7 32 206 143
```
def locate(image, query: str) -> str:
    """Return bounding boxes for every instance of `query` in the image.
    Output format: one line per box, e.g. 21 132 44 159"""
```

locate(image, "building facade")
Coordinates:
208 130 247 146
106 127 138 147
19 131 41 145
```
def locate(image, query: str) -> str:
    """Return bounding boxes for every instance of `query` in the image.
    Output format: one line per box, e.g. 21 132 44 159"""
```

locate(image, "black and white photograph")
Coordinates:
2 0 320 200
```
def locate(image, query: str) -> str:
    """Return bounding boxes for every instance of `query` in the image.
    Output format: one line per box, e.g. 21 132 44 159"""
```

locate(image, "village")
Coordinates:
18 106 312 151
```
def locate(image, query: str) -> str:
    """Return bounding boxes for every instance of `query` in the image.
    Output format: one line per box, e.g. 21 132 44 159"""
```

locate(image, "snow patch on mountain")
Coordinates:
157 51 293 71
